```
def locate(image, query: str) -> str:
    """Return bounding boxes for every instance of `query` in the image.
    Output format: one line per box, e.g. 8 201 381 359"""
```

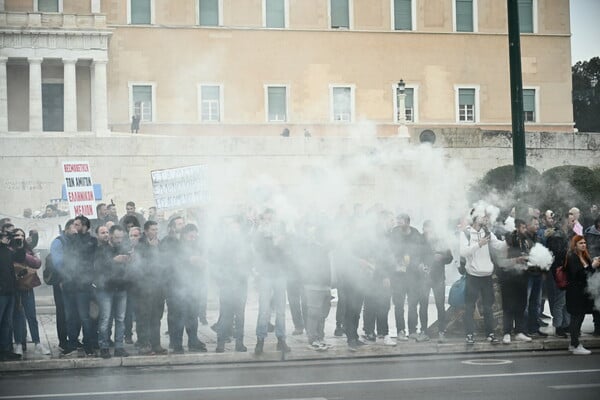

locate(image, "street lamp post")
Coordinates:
396 79 409 138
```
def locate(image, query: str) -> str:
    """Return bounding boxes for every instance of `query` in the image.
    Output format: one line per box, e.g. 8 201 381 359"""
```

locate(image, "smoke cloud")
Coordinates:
528 243 554 270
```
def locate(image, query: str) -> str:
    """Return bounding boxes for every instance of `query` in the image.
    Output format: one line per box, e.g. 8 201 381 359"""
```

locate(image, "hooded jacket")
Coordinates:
460 225 504 277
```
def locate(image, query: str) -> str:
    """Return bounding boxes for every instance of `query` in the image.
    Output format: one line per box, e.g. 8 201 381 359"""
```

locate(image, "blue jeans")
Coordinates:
551 287 570 329
0 295 15 352
96 289 127 350
526 275 543 333
62 289 94 350
13 289 41 344
256 275 286 340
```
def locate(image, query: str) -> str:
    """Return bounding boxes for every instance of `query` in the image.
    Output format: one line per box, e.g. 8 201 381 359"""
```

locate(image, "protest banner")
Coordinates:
62 161 97 218
151 165 208 210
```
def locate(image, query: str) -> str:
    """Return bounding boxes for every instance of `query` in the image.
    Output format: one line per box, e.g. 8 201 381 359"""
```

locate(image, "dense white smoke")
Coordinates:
527 243 554 270
588 272 600 311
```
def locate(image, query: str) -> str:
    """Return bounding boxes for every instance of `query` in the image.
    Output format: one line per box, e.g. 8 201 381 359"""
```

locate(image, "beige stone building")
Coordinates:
0 0 574 137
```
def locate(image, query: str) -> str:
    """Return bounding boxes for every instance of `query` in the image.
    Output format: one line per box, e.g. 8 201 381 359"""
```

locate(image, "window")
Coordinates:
331 86 354 122
36 0 61 12
130 0 152 24
199 0 220 26
266 86 287 122
518 0 534 33
523 88 536 122
395 87 415 122
265 0 286 28
457 87 477 122
330 0 350 29
393 0 413 31
200 85 221 122
455 0 474 32
130 84 154 122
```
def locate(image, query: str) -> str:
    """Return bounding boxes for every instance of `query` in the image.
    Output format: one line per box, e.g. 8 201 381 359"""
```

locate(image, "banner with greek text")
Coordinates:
151 165 208 210
62 161 97 218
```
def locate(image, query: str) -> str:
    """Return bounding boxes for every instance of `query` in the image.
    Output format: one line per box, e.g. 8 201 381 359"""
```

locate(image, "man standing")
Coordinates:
460 211 504 345
119 201 146 227
94 225 131 359
0 231 22 361
524 216 548 338
569 207 583 236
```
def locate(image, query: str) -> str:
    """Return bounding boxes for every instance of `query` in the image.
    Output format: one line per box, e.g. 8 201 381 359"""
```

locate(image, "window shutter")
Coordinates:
38 0 59 12
200 0 219 26
523 89 535 112
459 89 475 105
131 0 151 24
456 0 473 32
268 87 286 120
266 0 285 28
518 0 534 33
404 88 414 108
394 0 412 30
331 0 350 28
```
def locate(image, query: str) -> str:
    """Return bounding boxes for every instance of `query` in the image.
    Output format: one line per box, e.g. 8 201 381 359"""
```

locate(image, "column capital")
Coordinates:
28 57 43 64
92 59 108 66
63 58 78 65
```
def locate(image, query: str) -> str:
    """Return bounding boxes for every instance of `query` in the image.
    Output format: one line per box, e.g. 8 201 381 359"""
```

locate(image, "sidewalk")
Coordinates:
2 292 599 372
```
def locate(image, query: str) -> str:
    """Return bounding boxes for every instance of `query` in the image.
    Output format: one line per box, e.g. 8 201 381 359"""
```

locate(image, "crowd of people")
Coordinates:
0 201 599 362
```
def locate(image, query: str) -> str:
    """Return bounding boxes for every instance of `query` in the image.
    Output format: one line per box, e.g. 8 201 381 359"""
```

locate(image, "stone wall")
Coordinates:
0 129 598 216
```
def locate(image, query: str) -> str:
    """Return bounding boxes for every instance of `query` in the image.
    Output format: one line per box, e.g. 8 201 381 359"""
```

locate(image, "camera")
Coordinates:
0 231 15 240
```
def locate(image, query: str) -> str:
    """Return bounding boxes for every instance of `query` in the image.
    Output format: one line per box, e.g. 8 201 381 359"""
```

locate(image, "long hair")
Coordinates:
569 234 591 262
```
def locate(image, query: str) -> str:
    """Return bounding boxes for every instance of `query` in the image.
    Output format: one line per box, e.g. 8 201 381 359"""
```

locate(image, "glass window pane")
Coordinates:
459 88 475 105
131 0 151 24
518 0 534 33
200 0 219 26
266 0 285 28
202 86 220 101
268 87 286 121
333 87 351 120
456 0 473 32
331 0 349 28
523 89 535 112
38 0 59 12
133 85 152 121
394 0 412 30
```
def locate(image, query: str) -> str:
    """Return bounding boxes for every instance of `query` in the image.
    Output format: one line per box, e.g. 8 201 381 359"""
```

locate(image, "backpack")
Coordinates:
14 262 42 290
43 237 64 286
554 254 568 290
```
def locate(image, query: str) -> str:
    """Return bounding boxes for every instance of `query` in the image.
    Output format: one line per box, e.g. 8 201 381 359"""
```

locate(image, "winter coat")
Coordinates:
460 226 504 277
93 242 133 292
565 252 597 315
0 244 18 296
422 235 453 283
389 226 425 277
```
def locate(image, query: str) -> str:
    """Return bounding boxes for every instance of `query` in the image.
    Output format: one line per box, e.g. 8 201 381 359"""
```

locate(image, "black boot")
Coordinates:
254 338 264 355
235 339 247 352
276 338 291 353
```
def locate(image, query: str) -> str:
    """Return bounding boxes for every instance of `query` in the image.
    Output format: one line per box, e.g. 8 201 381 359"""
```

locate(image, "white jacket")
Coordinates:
460 226 505 277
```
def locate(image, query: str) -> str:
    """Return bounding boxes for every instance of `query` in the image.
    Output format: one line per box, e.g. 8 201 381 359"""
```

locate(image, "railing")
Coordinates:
0 12 107 30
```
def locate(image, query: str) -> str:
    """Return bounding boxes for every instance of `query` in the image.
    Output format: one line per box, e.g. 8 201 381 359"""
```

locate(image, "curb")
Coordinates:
2 338 599 373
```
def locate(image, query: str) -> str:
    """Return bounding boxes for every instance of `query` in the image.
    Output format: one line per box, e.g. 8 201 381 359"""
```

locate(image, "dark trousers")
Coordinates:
0 295 15 352
428 278 447 332
391 273 409 334
287 279 306 330
569 313 586 347
407 276 428 334
500 275 528 334
124 289 135 339
167 291 201 349
363 284 390 337
305 287 331 343
52 284 69 347
134 287 165 349
343 283 364 342
62 288 93 350
464 274 495 336
526 275 543 333
335 284 346 328
217 280 247 342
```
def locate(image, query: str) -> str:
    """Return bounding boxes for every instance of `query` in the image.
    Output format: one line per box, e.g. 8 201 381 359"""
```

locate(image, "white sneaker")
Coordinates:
14 344 23 356
383 335 397 346
502 334 511 344
514 333 532 342
572 344 591 355
35 342 51 355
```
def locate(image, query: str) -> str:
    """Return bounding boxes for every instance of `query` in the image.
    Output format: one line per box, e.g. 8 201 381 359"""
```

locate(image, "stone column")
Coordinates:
29 57 43 132
0 57 8 133
92 59 108 133
63 58 78 132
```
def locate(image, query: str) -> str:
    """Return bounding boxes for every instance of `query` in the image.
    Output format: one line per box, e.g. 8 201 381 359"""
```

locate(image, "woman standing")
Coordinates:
565 235 600 355
12 228 51 356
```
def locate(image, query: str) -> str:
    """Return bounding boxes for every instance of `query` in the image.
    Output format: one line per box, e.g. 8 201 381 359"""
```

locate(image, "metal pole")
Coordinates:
507 0 527 217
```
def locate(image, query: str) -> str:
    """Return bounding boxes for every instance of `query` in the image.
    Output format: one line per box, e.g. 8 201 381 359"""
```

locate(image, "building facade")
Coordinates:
0 0 574 136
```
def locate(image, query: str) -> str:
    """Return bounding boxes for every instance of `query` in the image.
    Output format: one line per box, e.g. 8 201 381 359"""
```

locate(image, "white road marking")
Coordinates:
462 359 513 365
549 383 600 390
1 369 600 399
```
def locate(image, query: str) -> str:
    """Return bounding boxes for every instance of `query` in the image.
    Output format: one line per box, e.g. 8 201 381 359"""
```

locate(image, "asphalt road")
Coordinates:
1 351 599 400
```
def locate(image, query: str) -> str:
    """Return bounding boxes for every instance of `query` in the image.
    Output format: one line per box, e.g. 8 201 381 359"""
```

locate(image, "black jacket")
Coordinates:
94 242 132 291
0 244 20 296
565 252 597 315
